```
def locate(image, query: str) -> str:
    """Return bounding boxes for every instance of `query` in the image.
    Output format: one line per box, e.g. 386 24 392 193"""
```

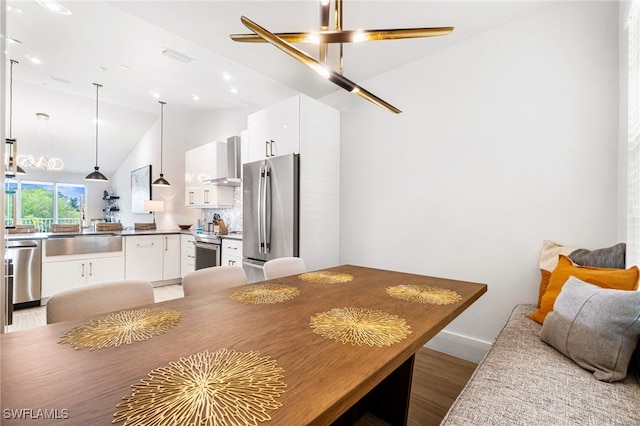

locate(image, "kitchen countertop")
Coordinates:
4 229 243 241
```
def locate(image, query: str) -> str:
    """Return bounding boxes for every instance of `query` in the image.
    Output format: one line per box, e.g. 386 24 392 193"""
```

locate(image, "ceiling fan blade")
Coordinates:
230 27 454 44
239 16 401 114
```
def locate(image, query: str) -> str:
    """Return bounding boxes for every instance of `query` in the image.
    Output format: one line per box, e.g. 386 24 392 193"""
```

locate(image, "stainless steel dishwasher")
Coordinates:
5 239 42 309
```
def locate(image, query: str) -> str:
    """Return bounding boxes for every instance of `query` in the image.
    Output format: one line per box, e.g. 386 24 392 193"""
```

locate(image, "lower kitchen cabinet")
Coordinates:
125 234 181 283
221 238 243 267
42 256 125 298
181 234 195 277
163 234 181 280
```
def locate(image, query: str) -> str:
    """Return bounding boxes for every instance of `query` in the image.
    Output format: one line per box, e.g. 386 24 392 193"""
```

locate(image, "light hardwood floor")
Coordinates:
6 283 477 425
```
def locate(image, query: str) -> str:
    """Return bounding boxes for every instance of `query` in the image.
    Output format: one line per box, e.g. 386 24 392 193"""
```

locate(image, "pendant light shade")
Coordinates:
5 59 26 177
85 83 108 182
152 101 170 187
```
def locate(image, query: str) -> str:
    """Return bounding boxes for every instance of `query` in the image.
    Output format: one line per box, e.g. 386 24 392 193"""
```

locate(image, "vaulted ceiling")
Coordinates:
5 1 552 175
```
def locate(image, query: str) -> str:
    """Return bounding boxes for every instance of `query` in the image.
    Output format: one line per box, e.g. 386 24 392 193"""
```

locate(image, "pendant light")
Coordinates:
6 59 26 177
152 100 170 187
85 83 108 181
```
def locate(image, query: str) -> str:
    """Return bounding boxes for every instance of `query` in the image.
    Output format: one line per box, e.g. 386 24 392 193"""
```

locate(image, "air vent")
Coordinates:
161 48 196 64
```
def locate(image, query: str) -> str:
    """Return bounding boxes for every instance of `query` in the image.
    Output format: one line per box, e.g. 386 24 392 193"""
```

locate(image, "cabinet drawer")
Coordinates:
222 239 242 255
221 254 242 267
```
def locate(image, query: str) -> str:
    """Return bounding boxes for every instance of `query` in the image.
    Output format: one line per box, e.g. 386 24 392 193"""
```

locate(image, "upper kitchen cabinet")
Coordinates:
184 141 234 208
248 94 337 163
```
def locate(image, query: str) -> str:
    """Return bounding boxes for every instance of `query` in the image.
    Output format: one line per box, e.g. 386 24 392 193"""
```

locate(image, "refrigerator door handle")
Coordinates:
264 165 272 253
258 164 265 254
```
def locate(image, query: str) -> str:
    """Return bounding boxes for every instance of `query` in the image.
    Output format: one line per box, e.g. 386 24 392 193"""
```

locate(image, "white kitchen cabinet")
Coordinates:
125 234 181 283
185 186 233 208
125 235 164 282
162 234 181 280
42 256 125 298
184 141 234 208
246 95 301 163
181 234 195 277
221 238 243 267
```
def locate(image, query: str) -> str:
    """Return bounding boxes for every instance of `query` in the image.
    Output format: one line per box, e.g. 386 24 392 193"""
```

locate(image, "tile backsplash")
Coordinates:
201 186 242 232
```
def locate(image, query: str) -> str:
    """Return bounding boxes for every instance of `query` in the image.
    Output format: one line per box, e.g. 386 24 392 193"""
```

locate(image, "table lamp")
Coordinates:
143 200 165 224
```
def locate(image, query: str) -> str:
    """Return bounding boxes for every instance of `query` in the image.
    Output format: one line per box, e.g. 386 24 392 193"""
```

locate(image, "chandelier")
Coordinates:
231 0 454 113
17 113 65 171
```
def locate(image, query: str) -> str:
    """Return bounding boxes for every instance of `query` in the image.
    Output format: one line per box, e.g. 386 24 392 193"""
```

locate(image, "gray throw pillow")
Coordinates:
540 276 640 382
569 242 626 269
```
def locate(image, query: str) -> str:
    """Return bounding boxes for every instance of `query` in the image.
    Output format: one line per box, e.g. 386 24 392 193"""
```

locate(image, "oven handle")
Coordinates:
193 242 220 250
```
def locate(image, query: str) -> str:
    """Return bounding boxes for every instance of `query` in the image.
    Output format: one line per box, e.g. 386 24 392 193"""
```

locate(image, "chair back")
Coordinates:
182 265 247 297
46 280 154 324
263 257 307 280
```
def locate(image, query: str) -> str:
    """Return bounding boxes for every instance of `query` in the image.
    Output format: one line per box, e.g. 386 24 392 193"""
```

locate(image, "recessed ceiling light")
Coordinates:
27 56 44 65
192 95 200 101
7 4 23 14
7 38 22 44
229 87 239 94
36 1 72 15
150 91 161 99
161 47 196 64
118 64 132 71
222 72 233 81
36 112 50 120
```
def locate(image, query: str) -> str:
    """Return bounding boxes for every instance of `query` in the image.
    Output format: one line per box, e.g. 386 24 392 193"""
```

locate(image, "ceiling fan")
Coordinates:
230 0 454 114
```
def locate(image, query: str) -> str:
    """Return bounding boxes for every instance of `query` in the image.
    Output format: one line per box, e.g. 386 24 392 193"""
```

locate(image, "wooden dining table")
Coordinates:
1 264 486 425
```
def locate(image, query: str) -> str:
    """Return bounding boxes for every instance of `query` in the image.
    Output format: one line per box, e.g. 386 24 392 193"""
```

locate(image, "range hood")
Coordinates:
204 135 242 186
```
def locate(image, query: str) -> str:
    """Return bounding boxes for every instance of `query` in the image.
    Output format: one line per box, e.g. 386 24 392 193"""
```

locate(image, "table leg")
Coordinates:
332 354 415 426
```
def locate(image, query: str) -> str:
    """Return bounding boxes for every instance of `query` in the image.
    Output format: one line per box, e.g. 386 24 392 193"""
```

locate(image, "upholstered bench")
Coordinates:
441 304 640 425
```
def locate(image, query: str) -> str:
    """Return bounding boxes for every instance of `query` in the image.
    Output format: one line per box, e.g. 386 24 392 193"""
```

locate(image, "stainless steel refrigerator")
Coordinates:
242 153 299 282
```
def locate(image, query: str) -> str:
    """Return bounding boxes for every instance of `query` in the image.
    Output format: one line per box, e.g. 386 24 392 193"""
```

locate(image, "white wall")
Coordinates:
329 2 620 361
112 106 250 229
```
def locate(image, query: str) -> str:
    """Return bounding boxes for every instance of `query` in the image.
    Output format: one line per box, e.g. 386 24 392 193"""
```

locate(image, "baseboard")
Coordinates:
425 330 492 364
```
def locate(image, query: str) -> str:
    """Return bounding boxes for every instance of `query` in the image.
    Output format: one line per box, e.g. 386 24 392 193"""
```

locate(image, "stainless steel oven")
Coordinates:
194 235 221 270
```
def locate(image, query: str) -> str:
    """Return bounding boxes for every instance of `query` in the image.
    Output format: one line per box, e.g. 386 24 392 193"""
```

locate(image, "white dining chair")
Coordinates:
263 257 307 280
182 265 247 297
46 280 155 324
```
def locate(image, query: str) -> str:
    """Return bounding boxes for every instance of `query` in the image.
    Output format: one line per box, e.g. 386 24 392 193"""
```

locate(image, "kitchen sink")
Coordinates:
44 234 123 257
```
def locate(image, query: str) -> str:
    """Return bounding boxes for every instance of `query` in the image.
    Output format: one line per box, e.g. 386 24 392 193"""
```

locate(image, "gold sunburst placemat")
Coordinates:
386 284 463 305
113 349 286 426
229 283 300 304
59 308 182 350
298 271 354 284
310 307 412 347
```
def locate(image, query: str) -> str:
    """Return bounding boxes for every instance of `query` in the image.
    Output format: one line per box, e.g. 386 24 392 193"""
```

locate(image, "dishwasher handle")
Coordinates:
6 243 38 250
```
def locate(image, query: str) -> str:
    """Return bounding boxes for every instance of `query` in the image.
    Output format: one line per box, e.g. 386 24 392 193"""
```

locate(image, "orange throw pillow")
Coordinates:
529 255 639 324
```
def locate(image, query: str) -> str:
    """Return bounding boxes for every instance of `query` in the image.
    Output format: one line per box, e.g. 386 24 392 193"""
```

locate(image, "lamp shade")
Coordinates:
143 200 165 212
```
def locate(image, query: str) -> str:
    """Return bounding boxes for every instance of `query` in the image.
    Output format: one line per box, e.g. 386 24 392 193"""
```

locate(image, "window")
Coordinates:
3 179 85 232
57 183 84 226
628 2 640 268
